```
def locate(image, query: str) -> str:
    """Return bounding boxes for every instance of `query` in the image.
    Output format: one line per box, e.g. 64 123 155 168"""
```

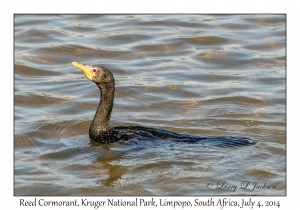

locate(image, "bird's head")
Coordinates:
72 62 114 84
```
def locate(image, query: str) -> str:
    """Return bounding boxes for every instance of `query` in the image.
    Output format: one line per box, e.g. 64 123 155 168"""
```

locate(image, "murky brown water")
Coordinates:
14 14 286 195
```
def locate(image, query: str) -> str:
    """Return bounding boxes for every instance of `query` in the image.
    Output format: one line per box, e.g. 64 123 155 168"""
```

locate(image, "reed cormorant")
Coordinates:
72 62 255 146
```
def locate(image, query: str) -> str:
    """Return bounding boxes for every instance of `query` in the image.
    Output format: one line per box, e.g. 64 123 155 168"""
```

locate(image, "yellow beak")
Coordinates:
72 62 94 81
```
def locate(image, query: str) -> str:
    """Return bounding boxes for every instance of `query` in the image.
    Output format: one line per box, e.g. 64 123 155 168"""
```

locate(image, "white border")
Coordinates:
4 0 294 209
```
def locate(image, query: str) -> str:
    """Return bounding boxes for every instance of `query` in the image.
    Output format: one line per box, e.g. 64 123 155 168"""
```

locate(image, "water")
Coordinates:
14 14 286 195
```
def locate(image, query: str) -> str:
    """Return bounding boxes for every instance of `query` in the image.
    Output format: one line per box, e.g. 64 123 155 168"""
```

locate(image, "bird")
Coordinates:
72 62 255 146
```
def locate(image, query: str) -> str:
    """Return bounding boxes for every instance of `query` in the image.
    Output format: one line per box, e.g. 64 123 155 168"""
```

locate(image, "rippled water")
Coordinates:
14 14 286 195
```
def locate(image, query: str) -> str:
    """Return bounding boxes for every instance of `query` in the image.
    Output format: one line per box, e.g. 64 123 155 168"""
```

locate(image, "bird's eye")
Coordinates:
92 69 97 73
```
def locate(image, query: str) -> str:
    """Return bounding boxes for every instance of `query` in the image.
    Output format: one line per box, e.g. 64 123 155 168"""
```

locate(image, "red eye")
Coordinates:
92 69 97 73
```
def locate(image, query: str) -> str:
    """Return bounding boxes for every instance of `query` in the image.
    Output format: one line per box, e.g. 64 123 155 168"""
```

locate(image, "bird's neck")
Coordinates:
89 82 115 139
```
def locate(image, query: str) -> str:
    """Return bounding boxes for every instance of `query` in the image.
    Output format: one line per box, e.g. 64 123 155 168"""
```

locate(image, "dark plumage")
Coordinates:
72 62 255 146
72 62 116 142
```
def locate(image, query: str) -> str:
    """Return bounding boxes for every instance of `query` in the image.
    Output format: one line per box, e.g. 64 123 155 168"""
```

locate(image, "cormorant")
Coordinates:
72 62 255 146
